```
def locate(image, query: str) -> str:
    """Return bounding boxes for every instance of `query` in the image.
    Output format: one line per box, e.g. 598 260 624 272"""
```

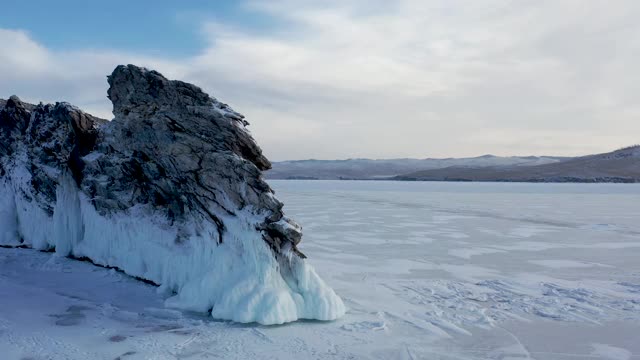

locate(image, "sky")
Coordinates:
1 0 639 160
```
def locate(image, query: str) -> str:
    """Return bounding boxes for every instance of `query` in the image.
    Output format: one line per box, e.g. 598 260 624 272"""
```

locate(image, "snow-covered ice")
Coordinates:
1 180 639 359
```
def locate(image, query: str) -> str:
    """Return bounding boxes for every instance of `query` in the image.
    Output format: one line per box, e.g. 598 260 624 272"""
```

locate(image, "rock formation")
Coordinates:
0 65 345 324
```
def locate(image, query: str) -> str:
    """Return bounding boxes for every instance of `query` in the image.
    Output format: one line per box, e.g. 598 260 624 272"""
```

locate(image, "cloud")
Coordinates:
0 29 164 118
1 0 639 159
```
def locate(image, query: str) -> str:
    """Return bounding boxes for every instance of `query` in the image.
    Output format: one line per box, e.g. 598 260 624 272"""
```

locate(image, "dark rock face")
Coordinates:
0 64 302 256
0 96 105 216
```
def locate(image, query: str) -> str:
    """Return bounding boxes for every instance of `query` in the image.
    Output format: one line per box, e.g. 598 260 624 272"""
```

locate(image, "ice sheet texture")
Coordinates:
1 181 639 359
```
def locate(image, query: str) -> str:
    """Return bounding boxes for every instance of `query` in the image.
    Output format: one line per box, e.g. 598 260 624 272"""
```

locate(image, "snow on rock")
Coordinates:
0 66 345 325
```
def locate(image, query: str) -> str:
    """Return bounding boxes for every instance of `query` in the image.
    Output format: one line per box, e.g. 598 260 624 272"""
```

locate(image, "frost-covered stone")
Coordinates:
0 65 345 324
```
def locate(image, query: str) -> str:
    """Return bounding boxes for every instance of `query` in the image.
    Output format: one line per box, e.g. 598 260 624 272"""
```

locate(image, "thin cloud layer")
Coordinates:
1 0 639 160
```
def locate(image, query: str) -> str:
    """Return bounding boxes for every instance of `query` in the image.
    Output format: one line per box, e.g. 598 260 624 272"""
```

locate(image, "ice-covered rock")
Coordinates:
0 65 345 325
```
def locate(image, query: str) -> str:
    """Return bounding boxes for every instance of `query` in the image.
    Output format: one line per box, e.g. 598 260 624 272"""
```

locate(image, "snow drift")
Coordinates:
0 65 345 325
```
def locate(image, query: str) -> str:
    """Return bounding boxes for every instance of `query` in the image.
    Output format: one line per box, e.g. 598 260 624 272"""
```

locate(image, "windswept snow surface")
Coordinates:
1 181 640 359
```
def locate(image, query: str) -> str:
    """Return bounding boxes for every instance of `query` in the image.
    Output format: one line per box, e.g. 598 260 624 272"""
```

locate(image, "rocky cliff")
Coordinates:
0 65 344 324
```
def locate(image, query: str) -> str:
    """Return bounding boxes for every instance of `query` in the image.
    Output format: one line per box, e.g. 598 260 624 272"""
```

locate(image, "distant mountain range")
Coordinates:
266 146 640 183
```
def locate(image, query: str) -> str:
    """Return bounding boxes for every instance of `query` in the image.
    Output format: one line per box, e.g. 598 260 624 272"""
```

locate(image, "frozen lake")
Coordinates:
1 180 639 359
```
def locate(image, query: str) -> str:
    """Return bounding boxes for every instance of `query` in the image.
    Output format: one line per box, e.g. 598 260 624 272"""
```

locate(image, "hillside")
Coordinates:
266 155 565 180
395 146 640 183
